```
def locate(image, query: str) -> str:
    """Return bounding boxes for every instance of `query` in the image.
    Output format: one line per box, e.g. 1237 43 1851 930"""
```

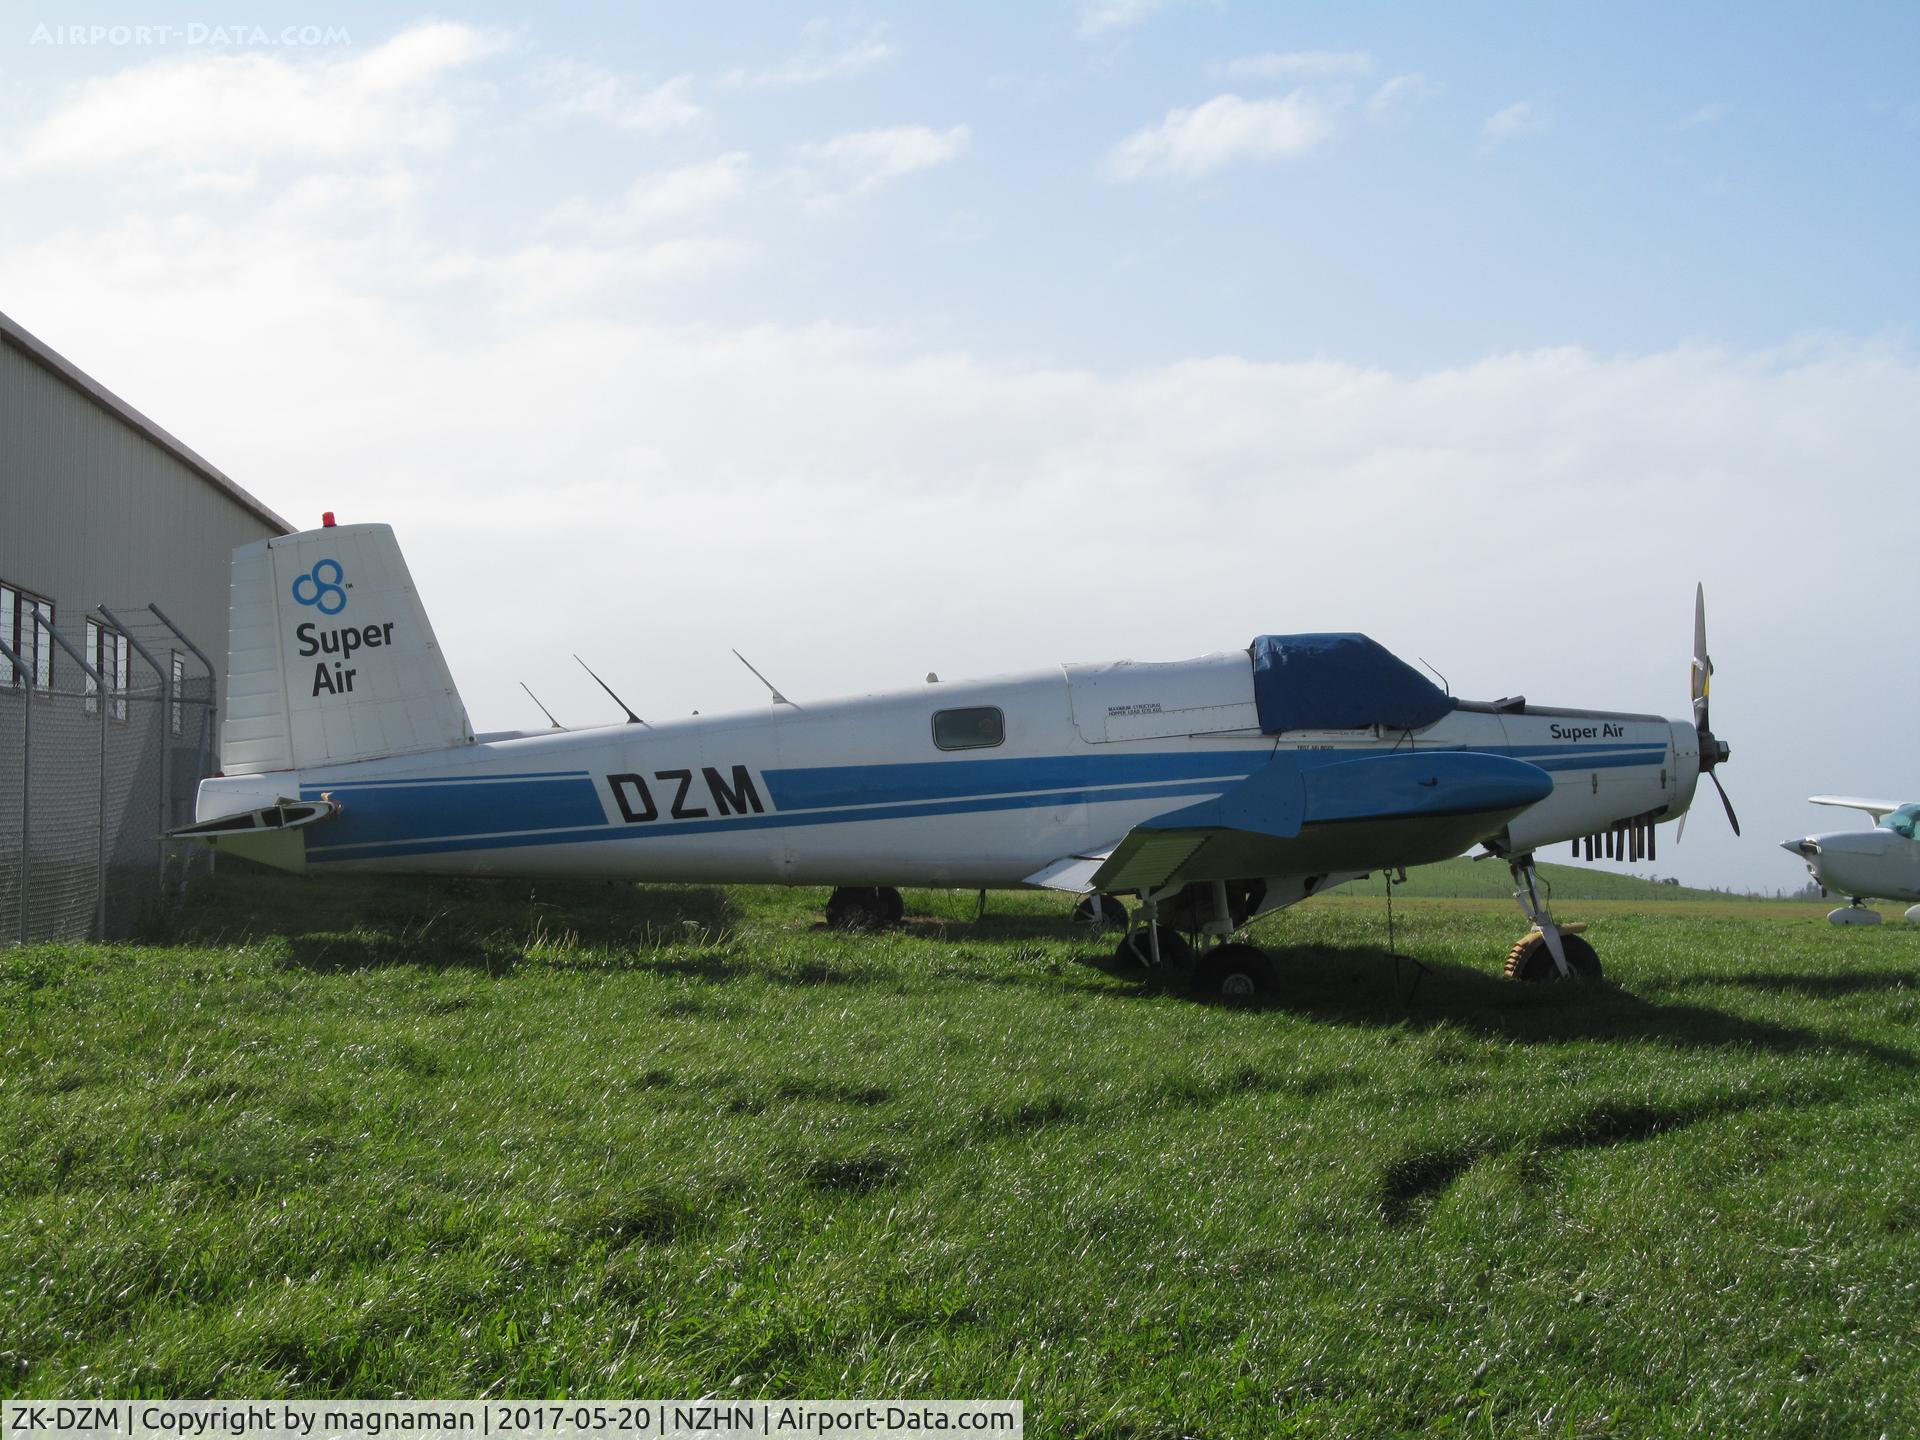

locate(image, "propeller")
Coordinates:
1681 582 1737 838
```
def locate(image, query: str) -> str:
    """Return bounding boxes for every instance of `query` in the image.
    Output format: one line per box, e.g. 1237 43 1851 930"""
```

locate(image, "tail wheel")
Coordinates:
1193 943 1274 1002
1115 926 1194 972
1504 931 1602 982
1072 893 1128 931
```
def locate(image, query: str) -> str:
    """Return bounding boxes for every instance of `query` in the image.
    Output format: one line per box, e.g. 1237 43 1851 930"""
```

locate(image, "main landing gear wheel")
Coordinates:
1504 853 1601 984
1072 893 1129 931
1192 942 1275 1003
876 886 905 925
1504 930 1602 982
826 887 891 931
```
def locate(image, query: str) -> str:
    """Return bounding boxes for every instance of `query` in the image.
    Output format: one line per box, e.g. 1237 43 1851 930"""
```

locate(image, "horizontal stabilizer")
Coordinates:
170 797 338 871
170 798 339 838
1025 849 1115 893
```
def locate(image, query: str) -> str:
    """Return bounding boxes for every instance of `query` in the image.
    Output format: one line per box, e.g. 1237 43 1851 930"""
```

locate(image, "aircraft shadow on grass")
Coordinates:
272 881 743 975
223 871 1910 1070
1071 941 1917 1070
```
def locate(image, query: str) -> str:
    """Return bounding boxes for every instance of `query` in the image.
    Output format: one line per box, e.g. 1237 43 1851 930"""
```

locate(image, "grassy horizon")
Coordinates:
1323 853 1801 904
3 866 1917 1436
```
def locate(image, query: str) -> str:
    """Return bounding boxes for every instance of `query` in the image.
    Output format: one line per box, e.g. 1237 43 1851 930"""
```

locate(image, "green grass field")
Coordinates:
1324 854 1741 902
3 866 1918 1437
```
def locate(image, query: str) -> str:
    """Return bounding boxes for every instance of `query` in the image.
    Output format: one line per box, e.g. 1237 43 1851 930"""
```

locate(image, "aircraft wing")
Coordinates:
1027 750 1552 899
1808 795 1904 819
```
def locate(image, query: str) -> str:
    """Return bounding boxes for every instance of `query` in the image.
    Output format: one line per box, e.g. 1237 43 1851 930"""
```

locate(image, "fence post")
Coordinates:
147 606 215 891
195 702 214 877
99 672 107 934
0 632 33 946
97 607 172 897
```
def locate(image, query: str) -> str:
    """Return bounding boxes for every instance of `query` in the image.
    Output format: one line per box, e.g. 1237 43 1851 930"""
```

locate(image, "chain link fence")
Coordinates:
0 605 216 945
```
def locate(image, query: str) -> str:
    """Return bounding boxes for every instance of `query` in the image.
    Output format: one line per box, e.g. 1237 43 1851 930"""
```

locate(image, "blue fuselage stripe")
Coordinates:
1531 752 1665 773
299 741 1669 863
761 751 1270 810
304 778 1232 863
308 777 604 849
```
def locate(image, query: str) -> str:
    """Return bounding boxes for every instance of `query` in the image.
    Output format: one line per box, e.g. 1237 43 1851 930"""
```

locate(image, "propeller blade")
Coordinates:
1676 810 1688 843
1690 581 1711 733
1708 769 1741 836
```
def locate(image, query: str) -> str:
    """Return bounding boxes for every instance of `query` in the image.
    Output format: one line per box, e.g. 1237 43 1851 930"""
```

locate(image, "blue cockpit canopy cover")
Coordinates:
1249 633 1456 734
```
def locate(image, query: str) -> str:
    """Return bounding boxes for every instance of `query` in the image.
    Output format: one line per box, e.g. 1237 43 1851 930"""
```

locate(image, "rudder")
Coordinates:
220 523 473 775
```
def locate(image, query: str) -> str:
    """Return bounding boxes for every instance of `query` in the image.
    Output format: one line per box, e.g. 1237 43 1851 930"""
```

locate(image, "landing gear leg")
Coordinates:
1191 877 1275 1002
1504 853 1602 982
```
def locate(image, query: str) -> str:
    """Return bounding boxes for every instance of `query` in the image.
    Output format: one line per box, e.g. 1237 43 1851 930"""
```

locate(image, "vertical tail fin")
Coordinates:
220 523 473 775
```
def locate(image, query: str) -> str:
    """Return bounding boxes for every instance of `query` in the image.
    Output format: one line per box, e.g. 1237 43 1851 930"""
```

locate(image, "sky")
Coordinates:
2 1 1917 892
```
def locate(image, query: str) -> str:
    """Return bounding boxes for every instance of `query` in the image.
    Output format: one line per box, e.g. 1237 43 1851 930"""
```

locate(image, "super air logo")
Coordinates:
1549 722 1626 740
291 558 348 615
606 766 767 823
288 557 396 698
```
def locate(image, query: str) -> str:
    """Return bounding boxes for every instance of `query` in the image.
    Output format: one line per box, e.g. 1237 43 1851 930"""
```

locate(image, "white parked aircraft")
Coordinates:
178 521 1737 997
1782 799 1920 924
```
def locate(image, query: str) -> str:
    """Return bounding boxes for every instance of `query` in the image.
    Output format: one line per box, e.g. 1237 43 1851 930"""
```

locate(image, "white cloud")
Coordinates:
544 68 703 134
0 22 504 179
1104 92 1336 180
1217 50 1375 80
1675 101 1731 130
795 124 971 203
421 237 756 313
541 154 750 237
1367 72 1440 119
172 166 263 195
722 21 897 88
1077 0 1190 37
1482 99 1547 145
985 70 1061 106
270 168 421 221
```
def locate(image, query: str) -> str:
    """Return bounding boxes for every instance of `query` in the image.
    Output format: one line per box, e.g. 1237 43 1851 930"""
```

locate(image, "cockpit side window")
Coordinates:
1878 803 1920 839
933 706 1005 751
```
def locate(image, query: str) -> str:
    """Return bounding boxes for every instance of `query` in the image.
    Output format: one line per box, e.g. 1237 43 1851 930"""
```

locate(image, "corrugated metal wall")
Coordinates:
0 334 286 938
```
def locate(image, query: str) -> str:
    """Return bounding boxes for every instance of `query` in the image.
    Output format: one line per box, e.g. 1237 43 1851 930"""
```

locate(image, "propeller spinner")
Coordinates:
1686 582 1738 837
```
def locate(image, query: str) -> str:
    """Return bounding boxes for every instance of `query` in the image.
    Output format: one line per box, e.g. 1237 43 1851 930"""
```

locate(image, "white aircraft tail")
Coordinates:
220 522 473 775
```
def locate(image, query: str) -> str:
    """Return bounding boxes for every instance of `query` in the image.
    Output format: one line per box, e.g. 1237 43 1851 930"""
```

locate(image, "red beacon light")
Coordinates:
321 511 336 528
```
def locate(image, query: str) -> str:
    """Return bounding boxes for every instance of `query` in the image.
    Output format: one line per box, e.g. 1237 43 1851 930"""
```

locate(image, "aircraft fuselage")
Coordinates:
1785 829 1920 904
197 653 1699 892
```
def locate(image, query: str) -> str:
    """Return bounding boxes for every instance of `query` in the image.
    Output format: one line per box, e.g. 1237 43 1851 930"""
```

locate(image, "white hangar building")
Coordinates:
1 309 291 942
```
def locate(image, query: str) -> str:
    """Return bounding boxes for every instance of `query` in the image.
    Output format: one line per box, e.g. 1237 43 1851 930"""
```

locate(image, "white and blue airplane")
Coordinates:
1782 799 1920 924
178 521 1737 998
